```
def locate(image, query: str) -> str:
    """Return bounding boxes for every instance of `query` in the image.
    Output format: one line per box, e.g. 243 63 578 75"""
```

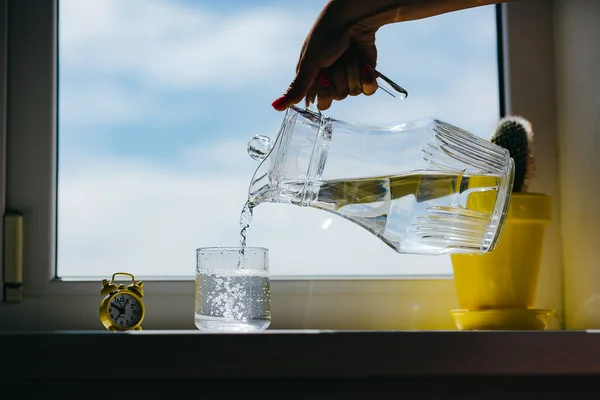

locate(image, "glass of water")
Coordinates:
194 247 271 332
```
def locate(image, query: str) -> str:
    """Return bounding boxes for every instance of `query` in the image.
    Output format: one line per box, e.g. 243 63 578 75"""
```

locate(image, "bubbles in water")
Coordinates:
194 268 271 331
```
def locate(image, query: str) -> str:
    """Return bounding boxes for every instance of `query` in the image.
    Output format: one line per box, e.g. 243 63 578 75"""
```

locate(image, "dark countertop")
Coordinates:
6 330 600 398
3 329 600 378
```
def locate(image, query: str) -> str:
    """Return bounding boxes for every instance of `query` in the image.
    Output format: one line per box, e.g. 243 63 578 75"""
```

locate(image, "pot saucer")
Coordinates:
450 308 555 331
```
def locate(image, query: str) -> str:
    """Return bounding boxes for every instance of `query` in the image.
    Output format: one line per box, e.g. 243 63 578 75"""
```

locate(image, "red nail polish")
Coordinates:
360 63 370 77
271 96 288 111
320 73 331 88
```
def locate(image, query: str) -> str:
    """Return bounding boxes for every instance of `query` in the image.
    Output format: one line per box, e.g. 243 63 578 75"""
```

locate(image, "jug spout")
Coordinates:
247 151 273 204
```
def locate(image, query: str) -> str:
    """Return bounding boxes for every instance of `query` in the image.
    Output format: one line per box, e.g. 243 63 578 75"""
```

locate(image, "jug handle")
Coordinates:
375 70 408 100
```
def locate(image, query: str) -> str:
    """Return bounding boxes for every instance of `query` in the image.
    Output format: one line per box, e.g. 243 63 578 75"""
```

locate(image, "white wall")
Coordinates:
553 0 600 329
504 0 563 328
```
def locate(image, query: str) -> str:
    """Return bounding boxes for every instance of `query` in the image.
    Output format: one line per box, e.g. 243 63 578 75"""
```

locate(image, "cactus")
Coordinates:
490 115 536 193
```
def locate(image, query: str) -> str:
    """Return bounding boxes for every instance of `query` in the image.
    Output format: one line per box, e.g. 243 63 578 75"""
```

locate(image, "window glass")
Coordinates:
57 0 500 278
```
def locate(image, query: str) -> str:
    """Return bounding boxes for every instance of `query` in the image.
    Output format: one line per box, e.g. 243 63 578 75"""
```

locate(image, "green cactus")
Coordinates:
490 116 536 193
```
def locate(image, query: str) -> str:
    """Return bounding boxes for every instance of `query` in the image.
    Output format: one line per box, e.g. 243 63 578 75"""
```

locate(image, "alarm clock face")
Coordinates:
108 292 143 329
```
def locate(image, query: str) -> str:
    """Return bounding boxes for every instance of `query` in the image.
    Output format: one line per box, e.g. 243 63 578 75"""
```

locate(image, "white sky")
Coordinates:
57 0 500 278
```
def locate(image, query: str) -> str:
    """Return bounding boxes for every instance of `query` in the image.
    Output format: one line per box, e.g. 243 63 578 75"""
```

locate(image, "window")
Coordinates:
57 0 500 279
1 0 564 331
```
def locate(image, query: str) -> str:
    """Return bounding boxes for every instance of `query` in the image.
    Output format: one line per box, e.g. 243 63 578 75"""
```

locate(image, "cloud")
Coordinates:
178 138 258 177
58 0 317 127
58 0 499 133
58 81 157 125
59 0 313 89
321 80 499 138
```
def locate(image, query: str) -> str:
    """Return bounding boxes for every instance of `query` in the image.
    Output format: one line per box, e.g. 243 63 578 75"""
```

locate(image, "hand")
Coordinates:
272 0 387 111
271 0 510 111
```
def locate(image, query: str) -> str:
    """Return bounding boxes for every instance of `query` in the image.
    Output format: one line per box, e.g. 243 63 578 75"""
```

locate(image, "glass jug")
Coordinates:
247 107 514 255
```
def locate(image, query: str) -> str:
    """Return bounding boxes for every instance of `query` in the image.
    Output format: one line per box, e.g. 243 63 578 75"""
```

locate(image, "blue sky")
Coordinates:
57 0 499 278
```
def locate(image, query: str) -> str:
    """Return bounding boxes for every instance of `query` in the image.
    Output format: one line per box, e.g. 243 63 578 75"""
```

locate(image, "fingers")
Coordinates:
346 59 362 97
272 60 320 111
304 60 377 111
306 59 347 110
273 53 378 111
304 81 318 108
360 63 378 96
330 61 348 101
316 72 334 111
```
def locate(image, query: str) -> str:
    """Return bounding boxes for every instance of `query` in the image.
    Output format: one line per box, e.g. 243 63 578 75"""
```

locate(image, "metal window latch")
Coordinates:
3 213 23 303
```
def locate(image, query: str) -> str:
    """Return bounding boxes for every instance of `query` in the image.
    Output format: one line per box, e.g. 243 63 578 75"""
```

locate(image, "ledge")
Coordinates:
3 329 600 379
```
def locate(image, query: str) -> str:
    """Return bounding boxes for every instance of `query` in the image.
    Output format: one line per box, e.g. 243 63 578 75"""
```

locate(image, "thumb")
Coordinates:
272 60 320 111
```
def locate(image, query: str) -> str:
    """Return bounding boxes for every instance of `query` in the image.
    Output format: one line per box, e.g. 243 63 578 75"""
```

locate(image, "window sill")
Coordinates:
3 330 600 379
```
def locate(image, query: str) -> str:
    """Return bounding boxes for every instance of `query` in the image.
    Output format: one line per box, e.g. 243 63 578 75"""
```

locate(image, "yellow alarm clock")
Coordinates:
99 272 145 331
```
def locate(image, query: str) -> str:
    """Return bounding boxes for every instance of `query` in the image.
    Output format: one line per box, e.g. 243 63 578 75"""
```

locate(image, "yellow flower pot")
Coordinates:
450 192 552 310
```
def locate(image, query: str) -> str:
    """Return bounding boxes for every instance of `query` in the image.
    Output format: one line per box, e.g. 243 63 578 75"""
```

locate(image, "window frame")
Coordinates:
0 0 563 331
0 0 7 296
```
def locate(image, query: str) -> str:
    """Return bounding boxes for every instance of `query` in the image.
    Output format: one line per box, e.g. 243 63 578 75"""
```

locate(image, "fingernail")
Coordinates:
320 73 331 88
271 96 288 111
360 63 370 77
